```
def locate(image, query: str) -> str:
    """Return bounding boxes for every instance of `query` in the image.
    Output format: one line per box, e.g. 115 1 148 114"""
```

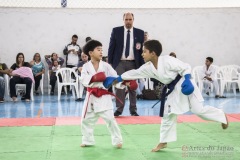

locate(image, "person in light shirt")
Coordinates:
30 53 45 95
63 34 82 68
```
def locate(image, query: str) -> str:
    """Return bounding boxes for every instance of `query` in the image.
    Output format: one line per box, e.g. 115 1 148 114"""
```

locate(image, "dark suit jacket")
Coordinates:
108 26 145 69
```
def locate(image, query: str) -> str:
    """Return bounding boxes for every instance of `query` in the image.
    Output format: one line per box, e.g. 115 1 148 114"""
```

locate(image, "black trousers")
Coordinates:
66 65 75 68
34 75 42 91
10 76 32 99
50 72 62 92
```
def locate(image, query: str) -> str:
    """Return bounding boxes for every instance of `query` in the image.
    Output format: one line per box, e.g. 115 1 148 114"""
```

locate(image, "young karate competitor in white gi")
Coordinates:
79 40 124 148
201 57 225 98
104 40 229 152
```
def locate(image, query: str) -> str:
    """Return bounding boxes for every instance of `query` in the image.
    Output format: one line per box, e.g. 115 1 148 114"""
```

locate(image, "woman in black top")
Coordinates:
9 53 32 102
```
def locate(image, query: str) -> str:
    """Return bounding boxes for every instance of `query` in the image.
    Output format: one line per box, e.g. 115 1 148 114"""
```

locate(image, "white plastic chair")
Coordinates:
33 74 44 95
47 70 51 94
218 65 240 96
72 67 83 98
72 66 85 99
229 65 240 80
39 74 44 94
3 74 10 101
78 76 84 99
231 65 240 90
56 68 79 100
15 83 34 100
144 78 154 90
192 66 204 93
48 70 68 95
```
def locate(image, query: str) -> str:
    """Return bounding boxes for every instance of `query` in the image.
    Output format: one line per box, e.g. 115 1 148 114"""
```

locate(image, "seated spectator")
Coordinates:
85 36 92 42
0 62 10 103
49 60 62 95
77 52 89 76
169 52 177 58
9 53 32 102
30 53 45 95
201 57 225 98
45 53 64 71
102 56 108 63
144 32 149 42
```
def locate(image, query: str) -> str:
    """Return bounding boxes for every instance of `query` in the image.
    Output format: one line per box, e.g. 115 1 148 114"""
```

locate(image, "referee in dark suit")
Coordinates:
108 12 144 116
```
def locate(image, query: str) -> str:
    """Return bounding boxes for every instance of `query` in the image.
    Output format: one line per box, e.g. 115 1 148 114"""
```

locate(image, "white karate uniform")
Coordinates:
201 65 220 96
80 60 123 146
121 55 227 143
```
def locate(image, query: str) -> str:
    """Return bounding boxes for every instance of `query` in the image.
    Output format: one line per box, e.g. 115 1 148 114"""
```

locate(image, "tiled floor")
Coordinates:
0 91 239 118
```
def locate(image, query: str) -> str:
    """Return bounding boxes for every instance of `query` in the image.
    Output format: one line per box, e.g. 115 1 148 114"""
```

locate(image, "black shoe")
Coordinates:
131 112 139 116
21 97 26 101
50 91 54 95
35 91 39 95
137 94 143 99
215 95 220 98
114 111 122 117
0 98 4 103
206 92 209 96
75 98 84 101
219 96 226 98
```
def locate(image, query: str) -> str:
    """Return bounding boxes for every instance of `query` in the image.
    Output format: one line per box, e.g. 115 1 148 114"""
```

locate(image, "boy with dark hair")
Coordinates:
201 57 224 98
169 52 176 58
85 36 92 42
206 57 213 62
105 40 228 152
80 39 130 149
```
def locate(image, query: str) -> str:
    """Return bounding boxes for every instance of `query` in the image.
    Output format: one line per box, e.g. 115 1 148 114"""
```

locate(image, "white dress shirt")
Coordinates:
121 27 134 60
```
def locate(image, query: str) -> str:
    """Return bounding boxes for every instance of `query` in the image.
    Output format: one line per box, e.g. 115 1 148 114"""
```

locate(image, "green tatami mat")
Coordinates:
0 123 239 160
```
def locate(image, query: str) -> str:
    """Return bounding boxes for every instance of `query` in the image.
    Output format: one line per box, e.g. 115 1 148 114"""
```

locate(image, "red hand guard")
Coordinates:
90 72 106 83
122 80 138 90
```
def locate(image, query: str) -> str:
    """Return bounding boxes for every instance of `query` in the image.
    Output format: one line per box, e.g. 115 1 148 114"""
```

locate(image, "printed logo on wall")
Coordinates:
61 0 67 8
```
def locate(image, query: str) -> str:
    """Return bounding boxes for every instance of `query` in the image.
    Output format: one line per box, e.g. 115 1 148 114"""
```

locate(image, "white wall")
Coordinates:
1 0 240 8
0 7 240 68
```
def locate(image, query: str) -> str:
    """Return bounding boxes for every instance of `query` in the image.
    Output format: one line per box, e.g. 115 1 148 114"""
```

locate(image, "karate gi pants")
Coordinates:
203 79 220 96
159 93 227 143
81 109 123 146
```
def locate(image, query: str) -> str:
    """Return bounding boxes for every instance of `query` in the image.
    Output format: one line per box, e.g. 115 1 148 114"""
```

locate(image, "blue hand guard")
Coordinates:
181 74 194 95
116 76 123 83
184 74 191 79
103 77 117 88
